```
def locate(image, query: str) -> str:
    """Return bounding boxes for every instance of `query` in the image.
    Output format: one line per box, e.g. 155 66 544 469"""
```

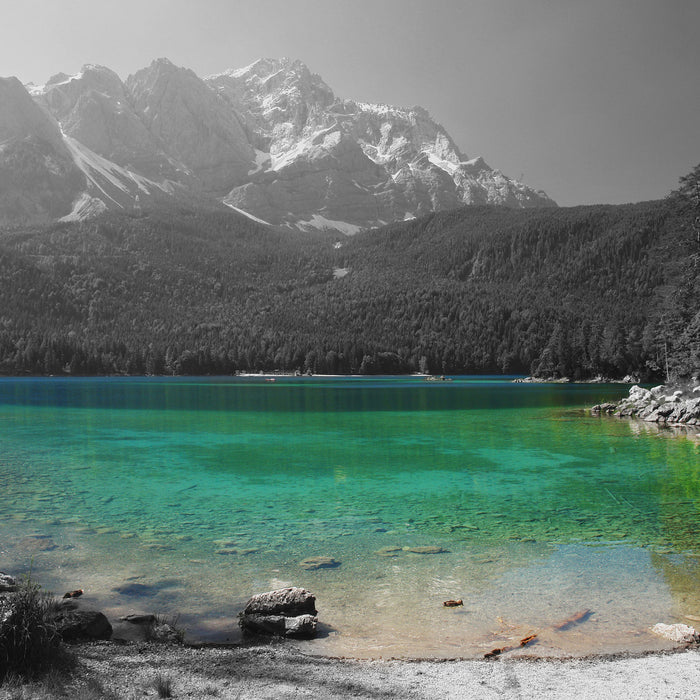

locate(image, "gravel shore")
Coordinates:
3 643 700 699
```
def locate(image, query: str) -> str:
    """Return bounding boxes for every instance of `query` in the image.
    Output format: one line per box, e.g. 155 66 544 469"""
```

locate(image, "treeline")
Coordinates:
0 184 697 379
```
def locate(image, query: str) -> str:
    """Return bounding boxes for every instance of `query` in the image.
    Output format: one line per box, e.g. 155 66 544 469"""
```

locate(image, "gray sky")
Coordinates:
3 0 699 206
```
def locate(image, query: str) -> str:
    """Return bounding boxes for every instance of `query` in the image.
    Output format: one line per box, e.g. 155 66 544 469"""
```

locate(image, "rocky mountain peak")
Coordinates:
0 76 63 145
2 57 556 230
35 64 127 124
128 57 201 87
127 58 255 191
208 57 336 141
0 77 85 224
45 72 71 86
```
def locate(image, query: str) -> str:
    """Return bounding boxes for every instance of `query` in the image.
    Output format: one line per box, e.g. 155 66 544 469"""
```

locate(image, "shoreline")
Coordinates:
0 371 641 381
175 637 700 663
5 564 696 662
6 641 698 699
591 381 700 438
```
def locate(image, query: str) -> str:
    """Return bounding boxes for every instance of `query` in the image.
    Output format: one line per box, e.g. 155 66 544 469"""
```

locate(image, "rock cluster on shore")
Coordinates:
592 383 700 426
0 571 184 646
1 568 322 648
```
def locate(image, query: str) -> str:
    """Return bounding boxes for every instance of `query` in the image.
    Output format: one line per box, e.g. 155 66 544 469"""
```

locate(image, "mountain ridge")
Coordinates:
3 58 556 232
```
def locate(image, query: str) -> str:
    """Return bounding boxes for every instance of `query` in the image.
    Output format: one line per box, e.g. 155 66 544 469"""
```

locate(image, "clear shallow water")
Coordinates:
0 376 698 658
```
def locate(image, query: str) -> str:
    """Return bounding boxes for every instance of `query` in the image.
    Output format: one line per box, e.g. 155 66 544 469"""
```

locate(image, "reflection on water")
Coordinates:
0 377 698 657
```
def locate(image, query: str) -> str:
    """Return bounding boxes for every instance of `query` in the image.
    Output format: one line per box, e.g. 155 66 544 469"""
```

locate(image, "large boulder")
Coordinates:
242 587 317 617
239 587 318 639
51 598 112 641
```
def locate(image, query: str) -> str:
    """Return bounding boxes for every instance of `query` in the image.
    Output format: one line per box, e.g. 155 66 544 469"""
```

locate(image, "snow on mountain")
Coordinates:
3 57 555 231
206 58 555 230
61 132 176 208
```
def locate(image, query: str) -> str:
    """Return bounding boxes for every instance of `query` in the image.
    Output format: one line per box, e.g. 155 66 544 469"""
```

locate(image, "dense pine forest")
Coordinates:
0 174 698 379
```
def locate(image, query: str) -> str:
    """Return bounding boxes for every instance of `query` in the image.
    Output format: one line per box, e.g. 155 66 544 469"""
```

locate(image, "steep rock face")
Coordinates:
28 63 222 220
34 64 174 180
0 76 84 224
222 129 404 233
207 58 555 231
127 58 255 192
209 58 337 152
24 68 200 222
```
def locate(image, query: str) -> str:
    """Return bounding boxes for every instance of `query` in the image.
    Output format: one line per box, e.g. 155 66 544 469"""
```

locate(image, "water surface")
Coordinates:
0 376 698 658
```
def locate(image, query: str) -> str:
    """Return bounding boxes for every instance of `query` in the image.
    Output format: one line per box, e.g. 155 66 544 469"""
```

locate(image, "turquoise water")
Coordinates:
0 376 698 657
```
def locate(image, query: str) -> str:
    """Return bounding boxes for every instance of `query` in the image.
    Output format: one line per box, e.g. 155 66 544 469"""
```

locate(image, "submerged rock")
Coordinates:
404 545 448 554
299 556 341 570
239 587 318 639
19 534 58 552
216 546 259 556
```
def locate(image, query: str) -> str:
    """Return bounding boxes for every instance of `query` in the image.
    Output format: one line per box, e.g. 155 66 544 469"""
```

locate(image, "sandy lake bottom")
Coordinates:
1 376 698 658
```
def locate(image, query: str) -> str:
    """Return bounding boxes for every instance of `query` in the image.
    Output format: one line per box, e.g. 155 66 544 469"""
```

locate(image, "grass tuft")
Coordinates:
149 613 185 644
152 672 174 698
0 574 62 682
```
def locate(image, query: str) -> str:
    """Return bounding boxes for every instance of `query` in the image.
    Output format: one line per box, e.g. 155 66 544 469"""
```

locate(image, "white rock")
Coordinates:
629 385 652 402
650 622 697 643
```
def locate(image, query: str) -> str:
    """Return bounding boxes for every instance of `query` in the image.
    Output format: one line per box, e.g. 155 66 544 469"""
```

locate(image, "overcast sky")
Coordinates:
3 0 698 206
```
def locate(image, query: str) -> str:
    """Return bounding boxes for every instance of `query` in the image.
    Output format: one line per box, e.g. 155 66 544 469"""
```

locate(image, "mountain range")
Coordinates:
1 58 555 232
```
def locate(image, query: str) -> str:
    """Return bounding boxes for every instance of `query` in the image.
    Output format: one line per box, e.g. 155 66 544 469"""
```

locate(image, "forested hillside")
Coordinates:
0 192 697 379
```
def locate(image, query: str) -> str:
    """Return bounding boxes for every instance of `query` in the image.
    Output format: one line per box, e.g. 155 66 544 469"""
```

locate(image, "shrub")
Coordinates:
0 575 62 681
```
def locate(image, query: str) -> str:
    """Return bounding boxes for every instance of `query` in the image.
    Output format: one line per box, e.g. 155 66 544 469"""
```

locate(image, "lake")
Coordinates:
0 376 698 658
